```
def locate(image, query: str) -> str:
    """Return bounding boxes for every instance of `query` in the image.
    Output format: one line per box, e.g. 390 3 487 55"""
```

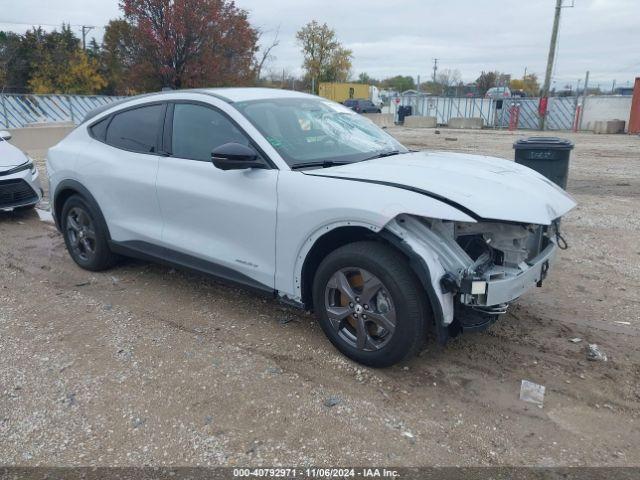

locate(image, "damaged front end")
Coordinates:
384 214 563 342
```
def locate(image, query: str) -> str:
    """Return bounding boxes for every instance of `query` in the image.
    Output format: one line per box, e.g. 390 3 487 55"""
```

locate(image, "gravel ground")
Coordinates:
1 127 639 467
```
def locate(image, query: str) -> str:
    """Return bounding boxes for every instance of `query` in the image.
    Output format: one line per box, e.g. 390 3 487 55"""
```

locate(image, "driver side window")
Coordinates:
171 103 251 162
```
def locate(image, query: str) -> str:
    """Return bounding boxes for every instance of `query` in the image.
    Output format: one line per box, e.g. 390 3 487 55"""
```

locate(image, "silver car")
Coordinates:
0 130 43 211
47 89 575 367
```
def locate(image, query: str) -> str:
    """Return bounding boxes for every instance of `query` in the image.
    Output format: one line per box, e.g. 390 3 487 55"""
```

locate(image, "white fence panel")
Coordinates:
1 94 125 129
581 95 632 132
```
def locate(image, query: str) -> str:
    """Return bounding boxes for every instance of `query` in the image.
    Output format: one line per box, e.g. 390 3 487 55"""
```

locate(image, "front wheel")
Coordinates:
312 241 429 367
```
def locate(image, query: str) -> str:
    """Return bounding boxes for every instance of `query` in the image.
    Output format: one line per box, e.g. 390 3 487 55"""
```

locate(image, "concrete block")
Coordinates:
448 117 484 129
403 116 437 128
362 113 394 128
8 125 75 151
592 119 626 134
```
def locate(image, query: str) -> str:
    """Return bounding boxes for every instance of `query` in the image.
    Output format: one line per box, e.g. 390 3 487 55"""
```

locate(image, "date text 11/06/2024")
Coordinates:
232 468 400 478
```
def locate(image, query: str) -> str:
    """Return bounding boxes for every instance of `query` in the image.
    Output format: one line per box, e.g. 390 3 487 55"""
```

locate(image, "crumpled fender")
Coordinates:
382 216 463 344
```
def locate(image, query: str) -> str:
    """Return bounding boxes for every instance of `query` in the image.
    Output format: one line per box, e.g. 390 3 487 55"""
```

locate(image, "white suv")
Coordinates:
47 88 575 367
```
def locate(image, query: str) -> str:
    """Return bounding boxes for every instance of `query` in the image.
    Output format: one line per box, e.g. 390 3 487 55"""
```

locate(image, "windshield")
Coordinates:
234 97 407 168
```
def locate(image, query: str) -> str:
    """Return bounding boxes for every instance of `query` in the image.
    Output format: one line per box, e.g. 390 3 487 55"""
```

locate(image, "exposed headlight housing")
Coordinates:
0 158 36 177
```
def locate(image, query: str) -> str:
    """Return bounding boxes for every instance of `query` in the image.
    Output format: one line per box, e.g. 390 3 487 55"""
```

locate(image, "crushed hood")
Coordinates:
305 151 577 225
0 140 28 169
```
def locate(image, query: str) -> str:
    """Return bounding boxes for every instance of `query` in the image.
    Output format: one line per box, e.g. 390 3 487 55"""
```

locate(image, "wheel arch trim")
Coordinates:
53 179 111 240
288 220 382 306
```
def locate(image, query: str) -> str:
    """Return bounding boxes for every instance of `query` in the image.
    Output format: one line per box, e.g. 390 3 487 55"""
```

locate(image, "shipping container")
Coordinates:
319 83 370 104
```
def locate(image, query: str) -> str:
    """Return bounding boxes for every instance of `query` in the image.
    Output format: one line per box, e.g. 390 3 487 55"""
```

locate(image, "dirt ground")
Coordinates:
1 127 639 467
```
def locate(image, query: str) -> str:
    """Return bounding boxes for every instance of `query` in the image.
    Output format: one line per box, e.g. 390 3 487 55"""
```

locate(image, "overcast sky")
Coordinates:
2 0 638 89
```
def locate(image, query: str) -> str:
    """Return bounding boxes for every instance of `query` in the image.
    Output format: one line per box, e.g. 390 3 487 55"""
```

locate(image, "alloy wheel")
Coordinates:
66 207 97 262
324 267 397 351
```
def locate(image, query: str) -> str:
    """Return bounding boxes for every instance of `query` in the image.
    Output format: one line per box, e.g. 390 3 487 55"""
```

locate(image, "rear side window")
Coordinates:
105 104 163 153
89 116 110 142
171 103 250 162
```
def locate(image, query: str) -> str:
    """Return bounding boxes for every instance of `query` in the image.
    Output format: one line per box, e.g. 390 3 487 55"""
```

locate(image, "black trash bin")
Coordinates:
513 137 574 190
397 105 413 124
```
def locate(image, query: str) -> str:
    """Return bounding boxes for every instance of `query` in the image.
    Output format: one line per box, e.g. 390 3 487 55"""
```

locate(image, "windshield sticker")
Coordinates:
267 136 284 148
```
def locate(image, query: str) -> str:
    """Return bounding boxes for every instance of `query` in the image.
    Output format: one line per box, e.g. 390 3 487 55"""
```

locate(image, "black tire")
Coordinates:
60 194 120 271
312 241 429 368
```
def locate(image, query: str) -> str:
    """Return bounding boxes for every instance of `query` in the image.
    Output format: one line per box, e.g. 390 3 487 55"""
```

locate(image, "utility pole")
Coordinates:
432 58 438 84
540 0 564 130
578 70 589 131
81 25 94 51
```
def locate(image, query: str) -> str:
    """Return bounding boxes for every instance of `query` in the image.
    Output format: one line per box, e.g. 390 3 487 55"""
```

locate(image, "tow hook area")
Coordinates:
537 260 550 287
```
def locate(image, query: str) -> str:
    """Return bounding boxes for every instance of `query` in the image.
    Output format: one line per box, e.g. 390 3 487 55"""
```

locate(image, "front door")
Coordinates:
155 102 278 290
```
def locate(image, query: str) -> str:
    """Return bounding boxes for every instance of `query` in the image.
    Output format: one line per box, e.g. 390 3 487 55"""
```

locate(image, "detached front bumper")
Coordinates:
460 241 557 307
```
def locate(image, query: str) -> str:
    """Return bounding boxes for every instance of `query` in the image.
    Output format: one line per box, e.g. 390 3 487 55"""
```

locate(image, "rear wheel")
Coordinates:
61 195 119 271
312 241 429 367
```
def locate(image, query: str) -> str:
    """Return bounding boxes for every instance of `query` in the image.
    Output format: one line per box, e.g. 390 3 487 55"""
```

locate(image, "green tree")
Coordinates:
29 48 106 94
356 72 378 85
0 29 43 92
296 21 353 93
510 73 540 96
382 75 415 92
0 25 105 94
100 19 139 94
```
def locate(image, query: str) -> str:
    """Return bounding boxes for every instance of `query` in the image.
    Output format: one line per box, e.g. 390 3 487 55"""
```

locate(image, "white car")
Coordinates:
0 130 42 211
47 88 576 367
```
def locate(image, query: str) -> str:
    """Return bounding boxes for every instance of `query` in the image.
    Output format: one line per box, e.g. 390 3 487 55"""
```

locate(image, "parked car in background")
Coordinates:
47 88 576 368
0 130 42 211
485 87 512 99
343 99 382 114
511 89 528 98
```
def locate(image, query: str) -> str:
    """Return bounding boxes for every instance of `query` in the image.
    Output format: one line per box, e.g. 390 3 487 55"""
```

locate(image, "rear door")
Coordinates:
83 103 165 243
155 101 278 290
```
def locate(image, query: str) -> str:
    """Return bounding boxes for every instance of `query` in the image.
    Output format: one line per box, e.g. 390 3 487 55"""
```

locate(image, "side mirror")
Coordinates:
0 130 12 141
211 143 265 171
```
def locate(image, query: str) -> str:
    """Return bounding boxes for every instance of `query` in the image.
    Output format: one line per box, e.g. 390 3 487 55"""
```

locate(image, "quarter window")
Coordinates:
171 103 250 162
89 116 110 142
105 104 163 153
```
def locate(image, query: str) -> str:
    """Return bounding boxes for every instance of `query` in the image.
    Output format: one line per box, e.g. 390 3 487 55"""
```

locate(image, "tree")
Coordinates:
296 21 352 93
0 30 31 91
436 68 461 95
356 72 378 85
30 49 106 94
510 73 540 96
255 26 280 83
120 0 259 90
381 75 415 93
476 71 498 95
101 19 139 94
0 25 105 94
